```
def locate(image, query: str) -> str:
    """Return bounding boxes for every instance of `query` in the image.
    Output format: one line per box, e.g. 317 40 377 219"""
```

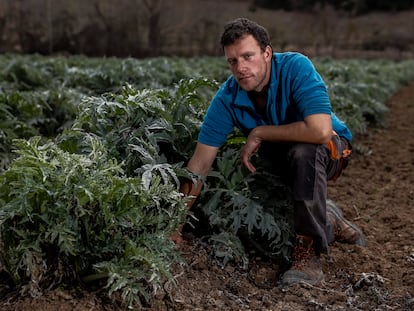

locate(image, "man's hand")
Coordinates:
240 114 333 173
240 132 262 173
171 224 184 244
171 143 218 245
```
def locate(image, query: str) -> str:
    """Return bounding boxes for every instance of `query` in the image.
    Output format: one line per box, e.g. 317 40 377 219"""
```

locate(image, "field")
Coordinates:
163 81 414 311
0 53 413 311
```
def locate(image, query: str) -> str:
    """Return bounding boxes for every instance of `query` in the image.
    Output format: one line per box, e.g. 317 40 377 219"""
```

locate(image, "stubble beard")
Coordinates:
238 61 269 92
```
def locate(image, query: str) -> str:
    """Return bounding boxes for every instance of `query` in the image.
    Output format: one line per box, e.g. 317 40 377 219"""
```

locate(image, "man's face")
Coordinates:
224 34 272 92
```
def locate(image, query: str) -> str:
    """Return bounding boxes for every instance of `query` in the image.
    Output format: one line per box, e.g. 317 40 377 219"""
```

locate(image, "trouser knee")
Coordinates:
287 143 318 168
286 143 321 201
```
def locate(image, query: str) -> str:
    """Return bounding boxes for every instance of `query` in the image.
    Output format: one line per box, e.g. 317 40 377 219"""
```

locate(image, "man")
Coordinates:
177 18 366 286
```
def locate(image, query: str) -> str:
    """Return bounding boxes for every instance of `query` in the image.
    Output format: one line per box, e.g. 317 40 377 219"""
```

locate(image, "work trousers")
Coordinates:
257 135 351 255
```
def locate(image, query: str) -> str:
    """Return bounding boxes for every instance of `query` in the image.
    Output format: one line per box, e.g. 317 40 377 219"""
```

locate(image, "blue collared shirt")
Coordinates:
198 52 352 147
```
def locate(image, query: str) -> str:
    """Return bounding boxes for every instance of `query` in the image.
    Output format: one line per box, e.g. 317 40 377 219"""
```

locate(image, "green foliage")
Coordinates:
0 89 80 171
198 147 294 267
0 54 223 171
0 136 187 307
316 58 414 136
67 78 217 175
1 54 414 307
0 76 216 308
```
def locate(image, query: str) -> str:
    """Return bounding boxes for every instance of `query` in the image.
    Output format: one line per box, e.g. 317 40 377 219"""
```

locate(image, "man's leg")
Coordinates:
257 141 331 253
258 137 365 286
286 142 332 255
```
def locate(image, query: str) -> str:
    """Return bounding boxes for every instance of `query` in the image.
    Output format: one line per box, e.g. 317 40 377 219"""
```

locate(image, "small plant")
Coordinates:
196 147 294 268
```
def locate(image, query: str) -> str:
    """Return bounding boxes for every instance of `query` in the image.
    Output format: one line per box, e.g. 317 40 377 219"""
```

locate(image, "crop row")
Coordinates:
0 54 413 308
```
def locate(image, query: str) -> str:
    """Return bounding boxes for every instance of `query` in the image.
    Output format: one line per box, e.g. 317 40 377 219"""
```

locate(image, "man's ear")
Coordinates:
264 45 273 60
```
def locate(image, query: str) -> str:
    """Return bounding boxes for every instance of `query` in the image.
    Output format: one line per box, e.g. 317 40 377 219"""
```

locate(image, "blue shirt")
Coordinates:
198 52 352 147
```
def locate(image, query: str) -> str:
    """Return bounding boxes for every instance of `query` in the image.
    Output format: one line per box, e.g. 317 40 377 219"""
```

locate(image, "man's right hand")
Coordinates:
171 224 184 244
172 142 218 244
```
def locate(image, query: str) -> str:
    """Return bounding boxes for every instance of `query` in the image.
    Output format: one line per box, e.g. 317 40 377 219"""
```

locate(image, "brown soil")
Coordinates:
1 82 413 310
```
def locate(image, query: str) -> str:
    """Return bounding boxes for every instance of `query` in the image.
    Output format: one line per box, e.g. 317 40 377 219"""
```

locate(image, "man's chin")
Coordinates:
238 81 255 91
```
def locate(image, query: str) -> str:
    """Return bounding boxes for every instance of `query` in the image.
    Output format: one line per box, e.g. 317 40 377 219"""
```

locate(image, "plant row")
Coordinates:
0 54 414 308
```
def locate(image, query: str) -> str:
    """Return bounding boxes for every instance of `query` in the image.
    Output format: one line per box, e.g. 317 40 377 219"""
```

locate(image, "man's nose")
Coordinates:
236 59 247 73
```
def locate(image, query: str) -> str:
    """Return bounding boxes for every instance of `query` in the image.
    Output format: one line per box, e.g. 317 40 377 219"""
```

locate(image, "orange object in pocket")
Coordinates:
326 133 352 181
326 138 341 160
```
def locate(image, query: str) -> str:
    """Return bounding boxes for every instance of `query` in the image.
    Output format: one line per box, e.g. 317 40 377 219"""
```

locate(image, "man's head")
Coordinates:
220 18 272 52
220 18 273 92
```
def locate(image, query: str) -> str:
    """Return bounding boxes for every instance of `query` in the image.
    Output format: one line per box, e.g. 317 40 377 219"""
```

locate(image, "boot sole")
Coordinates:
281 269 325 287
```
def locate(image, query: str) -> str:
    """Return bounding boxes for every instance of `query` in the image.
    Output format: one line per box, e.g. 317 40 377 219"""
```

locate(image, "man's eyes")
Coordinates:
228 54 253 65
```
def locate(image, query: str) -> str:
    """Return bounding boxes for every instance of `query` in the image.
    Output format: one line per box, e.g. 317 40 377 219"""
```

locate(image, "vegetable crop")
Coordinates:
0 54 413 308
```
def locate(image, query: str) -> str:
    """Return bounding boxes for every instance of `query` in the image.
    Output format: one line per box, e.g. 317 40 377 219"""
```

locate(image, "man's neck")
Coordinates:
247 83 269 117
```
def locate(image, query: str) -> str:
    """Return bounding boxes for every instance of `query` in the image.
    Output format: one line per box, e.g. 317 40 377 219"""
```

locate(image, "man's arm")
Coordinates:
241 113 332 173
181 142 219 208
171 142 218 244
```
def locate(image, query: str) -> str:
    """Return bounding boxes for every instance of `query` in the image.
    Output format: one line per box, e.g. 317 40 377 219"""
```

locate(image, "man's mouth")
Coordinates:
238 75 252 81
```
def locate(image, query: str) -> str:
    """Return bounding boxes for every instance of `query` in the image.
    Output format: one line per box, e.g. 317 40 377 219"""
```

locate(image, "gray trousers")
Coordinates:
257 135 351 255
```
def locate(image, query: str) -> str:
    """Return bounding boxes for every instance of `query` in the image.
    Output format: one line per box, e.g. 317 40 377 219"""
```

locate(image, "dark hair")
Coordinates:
220 18 272 52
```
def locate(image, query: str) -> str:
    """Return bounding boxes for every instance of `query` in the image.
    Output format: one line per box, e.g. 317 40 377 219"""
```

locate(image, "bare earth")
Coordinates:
1 82 413 310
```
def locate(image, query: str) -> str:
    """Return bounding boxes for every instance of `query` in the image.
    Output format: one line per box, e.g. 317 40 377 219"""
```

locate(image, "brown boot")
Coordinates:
326 200 366 246
281 235 324 286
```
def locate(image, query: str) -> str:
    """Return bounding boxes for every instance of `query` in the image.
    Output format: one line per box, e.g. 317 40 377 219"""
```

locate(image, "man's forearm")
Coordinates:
180 177 203 210
252 114 333 145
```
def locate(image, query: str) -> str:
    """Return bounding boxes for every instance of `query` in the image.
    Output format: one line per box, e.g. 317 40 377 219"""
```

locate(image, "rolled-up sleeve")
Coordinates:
198 88 235 147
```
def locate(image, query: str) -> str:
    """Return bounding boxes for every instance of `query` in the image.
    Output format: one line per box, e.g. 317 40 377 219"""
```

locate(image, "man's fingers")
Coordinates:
245 161 256 173
241 153 256 173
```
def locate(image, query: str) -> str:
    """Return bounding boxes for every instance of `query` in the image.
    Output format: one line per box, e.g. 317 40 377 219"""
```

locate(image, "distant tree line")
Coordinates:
253 0 414 14
0 0 413 58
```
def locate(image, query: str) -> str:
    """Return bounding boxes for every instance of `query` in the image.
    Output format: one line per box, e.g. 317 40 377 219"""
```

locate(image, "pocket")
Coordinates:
326 135 352 181
325 135 342 160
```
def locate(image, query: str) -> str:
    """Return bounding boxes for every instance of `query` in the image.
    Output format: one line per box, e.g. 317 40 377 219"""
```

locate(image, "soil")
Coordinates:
1 81 413 310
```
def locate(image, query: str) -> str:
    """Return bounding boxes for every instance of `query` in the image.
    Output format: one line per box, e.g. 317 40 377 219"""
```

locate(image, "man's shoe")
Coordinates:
326 200 366 246
281 235 324 286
